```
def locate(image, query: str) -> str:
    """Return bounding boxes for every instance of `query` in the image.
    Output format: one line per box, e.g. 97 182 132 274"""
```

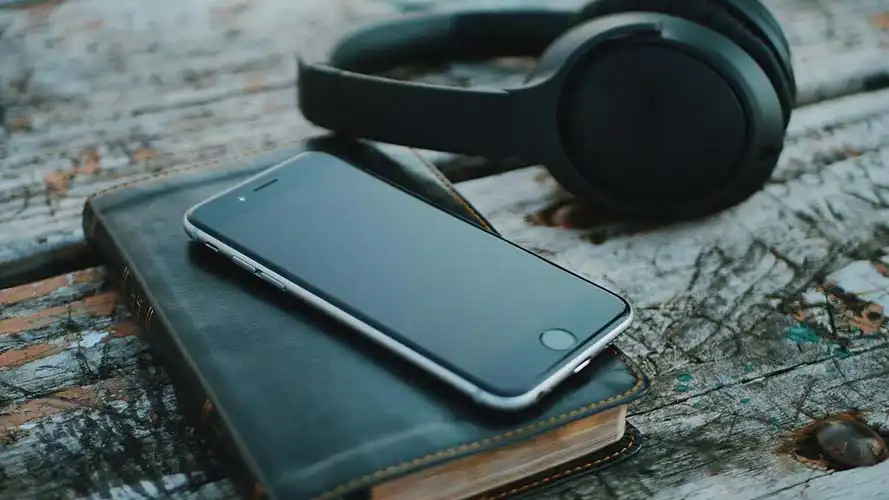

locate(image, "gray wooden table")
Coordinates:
3 0 889 498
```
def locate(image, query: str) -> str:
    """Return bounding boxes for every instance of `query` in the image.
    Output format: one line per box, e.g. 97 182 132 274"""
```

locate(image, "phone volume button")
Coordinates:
230 255 255 272
259 272 286 291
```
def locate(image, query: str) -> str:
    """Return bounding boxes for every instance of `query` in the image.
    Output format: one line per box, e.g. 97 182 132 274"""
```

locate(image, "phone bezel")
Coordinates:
182 151 635 411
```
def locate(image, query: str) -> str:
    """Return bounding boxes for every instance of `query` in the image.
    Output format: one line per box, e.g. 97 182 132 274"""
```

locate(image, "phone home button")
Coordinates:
539 329 577 351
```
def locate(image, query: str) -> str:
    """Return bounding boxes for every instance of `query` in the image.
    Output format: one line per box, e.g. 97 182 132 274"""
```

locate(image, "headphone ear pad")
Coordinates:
576 0 793 126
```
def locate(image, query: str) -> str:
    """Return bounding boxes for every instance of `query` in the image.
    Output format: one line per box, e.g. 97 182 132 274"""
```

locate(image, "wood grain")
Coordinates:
452 85 889 499
0 267 233 498
3 0 889 498
2 0 889 288
2 75 889 500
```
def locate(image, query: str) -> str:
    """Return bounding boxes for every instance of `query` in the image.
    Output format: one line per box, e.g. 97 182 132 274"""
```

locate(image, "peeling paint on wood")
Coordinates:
0 291 117 335
586 348 889 500
452 86 889 499
872 11 889 30
1 385 98 430
0 268 232 498
0 267 100 307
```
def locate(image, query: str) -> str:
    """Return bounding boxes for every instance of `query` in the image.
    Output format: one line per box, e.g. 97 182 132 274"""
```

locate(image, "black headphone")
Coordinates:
296 0 796 220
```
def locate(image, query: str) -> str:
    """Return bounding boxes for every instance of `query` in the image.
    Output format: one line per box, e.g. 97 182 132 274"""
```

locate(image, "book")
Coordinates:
81 135 648 500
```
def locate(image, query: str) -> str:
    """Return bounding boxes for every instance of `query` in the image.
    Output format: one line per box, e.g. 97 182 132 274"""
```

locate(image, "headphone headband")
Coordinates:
297 3 793 219
324 10 574 71
297 10 575 159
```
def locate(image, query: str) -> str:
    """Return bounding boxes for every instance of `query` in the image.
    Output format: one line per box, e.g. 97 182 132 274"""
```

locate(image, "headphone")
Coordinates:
296 0 796 220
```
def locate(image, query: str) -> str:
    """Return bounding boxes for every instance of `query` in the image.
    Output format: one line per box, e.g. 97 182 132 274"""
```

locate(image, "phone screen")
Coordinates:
188 151 630 398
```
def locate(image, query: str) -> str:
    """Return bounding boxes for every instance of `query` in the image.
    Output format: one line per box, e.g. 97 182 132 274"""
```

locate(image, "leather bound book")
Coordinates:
81 136 649 500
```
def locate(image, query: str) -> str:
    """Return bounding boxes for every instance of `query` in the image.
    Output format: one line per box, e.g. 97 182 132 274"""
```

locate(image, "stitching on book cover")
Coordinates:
486 426 638 500
253 428 638 500
405 148 494 233
86 145 496 231
315 349 645 499
86 143 496 232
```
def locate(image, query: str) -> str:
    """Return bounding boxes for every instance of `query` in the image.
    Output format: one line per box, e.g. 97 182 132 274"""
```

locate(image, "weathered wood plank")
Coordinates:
590 343 889 500
2 0 889 287
450 86 889 499
0 267 235 498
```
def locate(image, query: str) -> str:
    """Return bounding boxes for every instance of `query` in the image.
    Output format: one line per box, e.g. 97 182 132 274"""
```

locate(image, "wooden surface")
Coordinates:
2 0 889 289
3 0 889 498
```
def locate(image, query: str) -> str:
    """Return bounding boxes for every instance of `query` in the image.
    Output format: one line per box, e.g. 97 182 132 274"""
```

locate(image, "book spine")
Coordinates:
83 202 269 500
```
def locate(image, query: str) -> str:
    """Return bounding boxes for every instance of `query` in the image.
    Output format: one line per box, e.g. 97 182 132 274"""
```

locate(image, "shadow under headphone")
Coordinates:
296 0 796 220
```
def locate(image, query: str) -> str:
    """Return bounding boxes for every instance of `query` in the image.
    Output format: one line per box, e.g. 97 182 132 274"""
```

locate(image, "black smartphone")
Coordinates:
183 150 633 410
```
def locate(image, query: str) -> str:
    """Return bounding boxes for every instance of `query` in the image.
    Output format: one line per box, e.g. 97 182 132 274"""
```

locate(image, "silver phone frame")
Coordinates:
182 152 635 411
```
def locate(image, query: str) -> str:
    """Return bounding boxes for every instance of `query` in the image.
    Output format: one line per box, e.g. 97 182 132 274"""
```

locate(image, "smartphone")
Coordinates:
183 151 633 410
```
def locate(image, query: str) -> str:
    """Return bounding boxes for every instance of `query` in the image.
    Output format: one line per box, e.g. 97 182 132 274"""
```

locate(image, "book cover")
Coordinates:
81 136 648 499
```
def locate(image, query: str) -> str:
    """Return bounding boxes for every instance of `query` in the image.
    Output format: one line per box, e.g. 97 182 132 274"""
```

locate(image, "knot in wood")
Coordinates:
815 420 888 468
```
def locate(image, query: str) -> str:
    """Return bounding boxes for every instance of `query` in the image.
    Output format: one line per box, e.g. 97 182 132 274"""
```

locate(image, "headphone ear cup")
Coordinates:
576 0 793 126
556 40 751 206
